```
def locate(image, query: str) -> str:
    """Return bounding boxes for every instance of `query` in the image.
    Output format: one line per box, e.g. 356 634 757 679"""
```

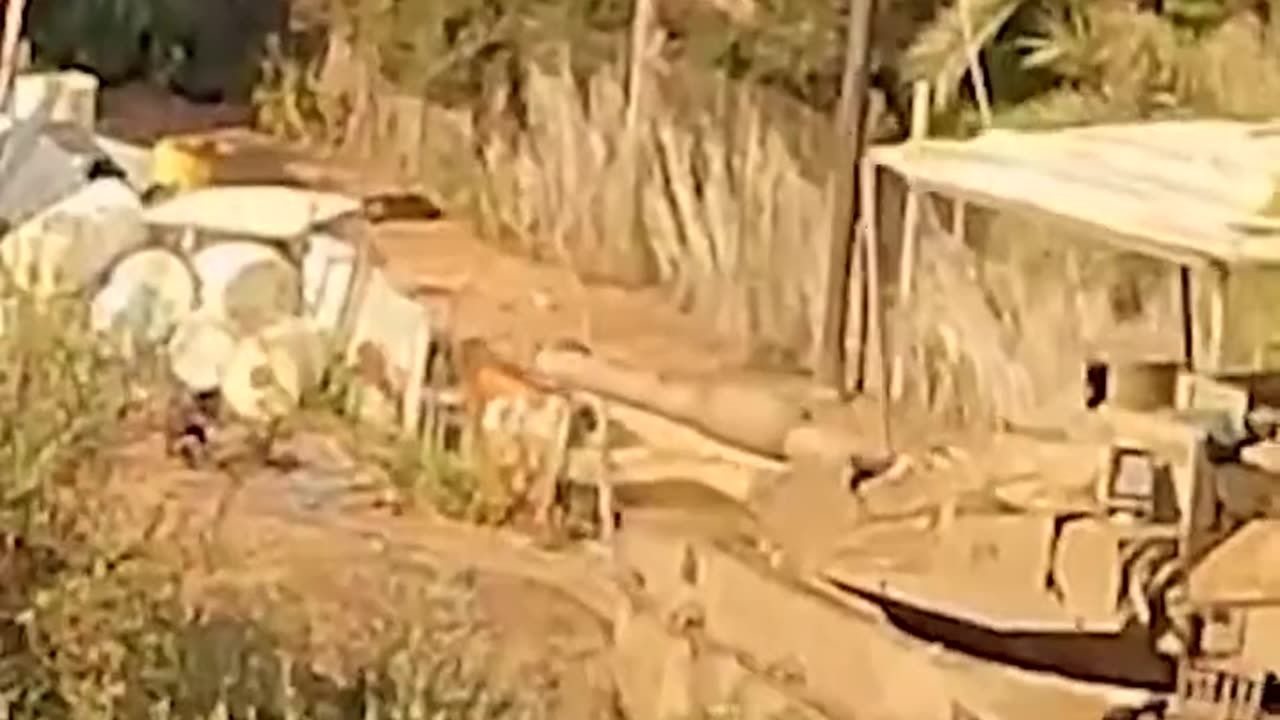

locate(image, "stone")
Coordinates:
609 608 695 720
1242 440 1280 475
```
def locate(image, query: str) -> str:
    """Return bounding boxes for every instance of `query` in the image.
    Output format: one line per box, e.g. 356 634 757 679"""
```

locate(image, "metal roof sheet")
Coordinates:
867 120 1280 267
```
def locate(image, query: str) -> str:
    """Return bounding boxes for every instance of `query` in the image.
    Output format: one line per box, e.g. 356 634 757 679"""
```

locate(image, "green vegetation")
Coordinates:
903 0 1280 132
25 0 286 100
0 297 538 719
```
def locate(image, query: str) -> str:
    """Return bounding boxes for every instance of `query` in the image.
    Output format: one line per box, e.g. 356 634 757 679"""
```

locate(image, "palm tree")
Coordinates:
900 0 1280 132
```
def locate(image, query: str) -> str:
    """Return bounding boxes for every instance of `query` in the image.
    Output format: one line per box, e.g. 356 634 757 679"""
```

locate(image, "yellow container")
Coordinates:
150 136 218 191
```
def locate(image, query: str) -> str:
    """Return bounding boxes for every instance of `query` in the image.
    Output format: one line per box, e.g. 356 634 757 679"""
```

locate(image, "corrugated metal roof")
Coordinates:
867 120 1280 267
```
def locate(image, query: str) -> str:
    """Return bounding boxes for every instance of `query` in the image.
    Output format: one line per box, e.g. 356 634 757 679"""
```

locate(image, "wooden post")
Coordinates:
591 395 616 545
1179 266 1194 369
0 0 29 112
888 81 931 402
816 0 881 392
624 0 654 138
1206 265 1228 371
1186 264 1229 372
621 0 654 243
862 159 892 450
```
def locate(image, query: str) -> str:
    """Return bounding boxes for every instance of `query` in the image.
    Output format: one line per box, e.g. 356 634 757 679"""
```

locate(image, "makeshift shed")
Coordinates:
861 120 1280 433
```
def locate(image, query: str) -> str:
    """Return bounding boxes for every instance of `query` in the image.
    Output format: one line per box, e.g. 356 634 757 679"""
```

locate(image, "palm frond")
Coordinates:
902 0 1027 114
992 85 1129 129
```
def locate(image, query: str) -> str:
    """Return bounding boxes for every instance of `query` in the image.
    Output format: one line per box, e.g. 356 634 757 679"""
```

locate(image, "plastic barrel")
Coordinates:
220 317 328 423
90 248 195 346
191 241 300 336
168 311 239 393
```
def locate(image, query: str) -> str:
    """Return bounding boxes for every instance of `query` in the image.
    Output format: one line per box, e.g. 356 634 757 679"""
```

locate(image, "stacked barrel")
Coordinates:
0 67 453 440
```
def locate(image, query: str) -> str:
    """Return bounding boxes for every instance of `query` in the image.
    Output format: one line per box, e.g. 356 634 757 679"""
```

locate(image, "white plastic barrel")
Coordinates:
221 317 328 423
191 241 300 336
0 178 146 295
300 232 357 337
90 248 195 346
168 312 239 393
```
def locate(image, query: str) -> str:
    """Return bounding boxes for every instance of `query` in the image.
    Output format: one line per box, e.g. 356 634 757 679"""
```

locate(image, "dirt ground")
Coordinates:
96 410 622 717
90 84 1118 720
94 84 693 716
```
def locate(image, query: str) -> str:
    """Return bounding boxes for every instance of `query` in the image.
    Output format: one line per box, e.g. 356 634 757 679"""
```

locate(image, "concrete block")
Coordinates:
300 232 357 338
691 544 954 720
144 185 362 241
609 608 695 720
1052 519 1127 624
691 647 829 720
1175 372 1249 444
345 266 432 431
0 178 145 295
1241 440 1280 474
12 70 98 130
1098 407 1216 555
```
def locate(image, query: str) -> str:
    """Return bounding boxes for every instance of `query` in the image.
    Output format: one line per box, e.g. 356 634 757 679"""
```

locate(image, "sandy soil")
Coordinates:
95 415 622 718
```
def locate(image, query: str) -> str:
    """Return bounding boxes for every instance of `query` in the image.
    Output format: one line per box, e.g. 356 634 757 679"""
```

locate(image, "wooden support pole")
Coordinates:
620 0 654 238
1179 266 1194 370
1186 264 1229 373
0 0 28 112
1206 265 1228 372
861 159 892 450
816 0 880 392
888 81 931 402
